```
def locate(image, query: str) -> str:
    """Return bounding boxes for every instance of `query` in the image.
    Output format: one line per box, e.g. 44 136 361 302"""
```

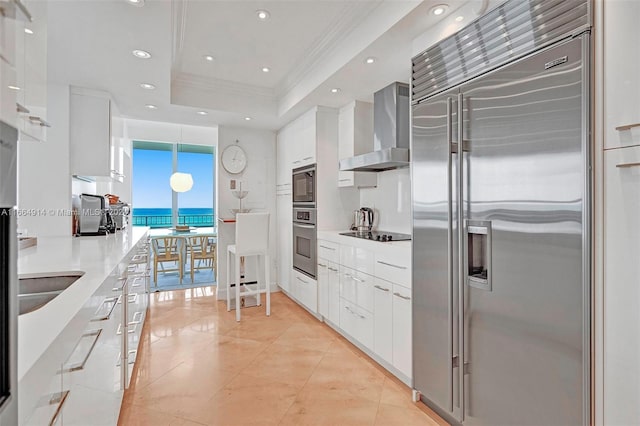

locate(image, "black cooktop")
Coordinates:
339 231 412 242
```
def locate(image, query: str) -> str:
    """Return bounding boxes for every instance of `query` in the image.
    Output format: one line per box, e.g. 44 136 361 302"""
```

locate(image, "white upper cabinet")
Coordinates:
14 0 48 142
603 0 640 149
338 101 377 188
70 88 122 180
276 125 292 189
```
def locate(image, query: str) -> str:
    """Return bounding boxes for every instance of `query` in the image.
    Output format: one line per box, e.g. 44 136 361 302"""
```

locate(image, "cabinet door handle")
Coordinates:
351 276 365 283
615 123 640 131
377 260 407 270
296 276 309 284
292 160 301 164
117 322 138 335
129 311 144 325
303 156 313 161
116 349 138 366
28 116 51 127
616 162 640 169
91 296 119 321
374 285 390 292
49 390 70 426
339 178 351 182
63 329 102 372
328 267 339 272
16 102 30 114
343 273 352 279
319 245 336 251
393 292 411 301
318 263 327 268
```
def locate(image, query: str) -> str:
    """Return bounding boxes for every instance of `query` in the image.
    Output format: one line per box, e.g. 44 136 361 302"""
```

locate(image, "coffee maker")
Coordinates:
74 194 115 235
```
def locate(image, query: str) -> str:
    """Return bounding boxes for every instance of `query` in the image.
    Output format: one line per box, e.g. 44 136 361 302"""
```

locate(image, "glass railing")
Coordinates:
132 214 215 228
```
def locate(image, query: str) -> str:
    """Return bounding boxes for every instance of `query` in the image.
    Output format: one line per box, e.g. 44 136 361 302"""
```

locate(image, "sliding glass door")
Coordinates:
132 142 215 228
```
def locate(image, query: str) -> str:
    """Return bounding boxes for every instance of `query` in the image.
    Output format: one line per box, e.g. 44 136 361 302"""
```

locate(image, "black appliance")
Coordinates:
339 230 411 242
0 120 18 424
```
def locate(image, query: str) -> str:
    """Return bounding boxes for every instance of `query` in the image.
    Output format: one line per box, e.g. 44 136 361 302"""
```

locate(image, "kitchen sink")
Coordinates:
18 271 85 315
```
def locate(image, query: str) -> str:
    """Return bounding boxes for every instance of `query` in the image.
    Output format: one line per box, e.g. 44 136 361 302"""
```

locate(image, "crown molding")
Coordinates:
172 72 277 101
274 0 383 97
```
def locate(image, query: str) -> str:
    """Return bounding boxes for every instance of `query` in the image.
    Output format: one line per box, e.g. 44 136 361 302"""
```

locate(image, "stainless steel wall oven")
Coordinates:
292 207 316 279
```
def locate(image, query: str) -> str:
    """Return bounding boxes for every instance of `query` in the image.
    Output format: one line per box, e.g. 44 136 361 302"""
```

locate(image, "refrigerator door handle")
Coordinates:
457 92 466 421
446 96 455 413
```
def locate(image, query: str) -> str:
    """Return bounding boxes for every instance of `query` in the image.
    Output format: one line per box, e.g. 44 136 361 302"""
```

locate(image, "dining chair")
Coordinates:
151 237 184 285
226 212 270 321
187 236 216 283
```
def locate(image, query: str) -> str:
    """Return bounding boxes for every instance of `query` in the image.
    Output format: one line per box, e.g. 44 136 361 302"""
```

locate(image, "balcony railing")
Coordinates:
132 214 215 228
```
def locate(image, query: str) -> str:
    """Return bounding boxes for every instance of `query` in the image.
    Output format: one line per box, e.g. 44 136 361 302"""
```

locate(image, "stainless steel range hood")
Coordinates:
339 82 410 172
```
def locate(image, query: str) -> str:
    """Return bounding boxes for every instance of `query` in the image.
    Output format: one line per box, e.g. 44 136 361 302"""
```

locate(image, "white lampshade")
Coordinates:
170 172 193 192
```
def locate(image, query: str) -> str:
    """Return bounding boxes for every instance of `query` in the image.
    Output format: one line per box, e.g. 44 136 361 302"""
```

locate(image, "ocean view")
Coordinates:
132 208 215 228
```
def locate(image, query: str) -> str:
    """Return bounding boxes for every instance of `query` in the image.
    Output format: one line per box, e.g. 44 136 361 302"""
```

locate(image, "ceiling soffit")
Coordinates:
170 0 384 118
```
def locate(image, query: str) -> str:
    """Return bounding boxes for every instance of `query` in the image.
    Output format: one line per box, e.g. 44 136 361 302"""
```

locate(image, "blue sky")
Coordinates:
132 148 214 209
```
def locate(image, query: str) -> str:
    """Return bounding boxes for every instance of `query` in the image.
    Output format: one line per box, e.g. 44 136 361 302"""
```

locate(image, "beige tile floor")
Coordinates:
118 286 448 426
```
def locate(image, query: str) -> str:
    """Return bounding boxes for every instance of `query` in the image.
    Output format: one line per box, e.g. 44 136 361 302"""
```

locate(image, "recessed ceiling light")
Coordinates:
145 104 157 109
431 4 448 16
330 88 340 93
24 28 33 35
197 111 208 116
244 117 252 121
256 9 270 20
140 83 156 90
365 57 376 64
7 85 20 91
261 67 270 73
132 49 151 59
455 15 464 22
126 0 145 6
203 55 215 62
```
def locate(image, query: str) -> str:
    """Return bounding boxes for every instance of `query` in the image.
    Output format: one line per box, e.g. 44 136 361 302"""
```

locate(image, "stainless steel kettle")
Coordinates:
352 207 375 232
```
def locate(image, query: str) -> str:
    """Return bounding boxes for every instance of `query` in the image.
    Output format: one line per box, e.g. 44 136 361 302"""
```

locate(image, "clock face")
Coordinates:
221 145 247 174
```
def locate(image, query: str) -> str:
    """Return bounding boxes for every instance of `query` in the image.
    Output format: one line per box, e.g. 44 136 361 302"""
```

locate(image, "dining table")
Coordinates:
148 227 217 284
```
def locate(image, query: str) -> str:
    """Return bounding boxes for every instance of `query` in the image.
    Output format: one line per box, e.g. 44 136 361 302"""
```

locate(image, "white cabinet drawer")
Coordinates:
293 270 317 314
339 298 357 338
318 240 339 263
340 244 374 275
339 266 374 313
375 248 411 288
339 298 373 351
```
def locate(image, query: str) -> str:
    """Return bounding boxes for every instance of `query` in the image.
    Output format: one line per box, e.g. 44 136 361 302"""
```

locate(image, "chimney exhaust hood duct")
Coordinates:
339 82 410 172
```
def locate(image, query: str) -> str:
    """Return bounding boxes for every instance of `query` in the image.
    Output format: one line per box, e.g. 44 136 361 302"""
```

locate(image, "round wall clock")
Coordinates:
221 144 247 174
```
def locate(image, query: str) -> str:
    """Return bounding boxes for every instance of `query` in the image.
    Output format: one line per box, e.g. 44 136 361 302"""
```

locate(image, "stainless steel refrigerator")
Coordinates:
411 1 591 424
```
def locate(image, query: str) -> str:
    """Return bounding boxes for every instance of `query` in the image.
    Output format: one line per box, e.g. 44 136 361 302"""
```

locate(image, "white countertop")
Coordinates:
17 227 149 380
317 230 412 250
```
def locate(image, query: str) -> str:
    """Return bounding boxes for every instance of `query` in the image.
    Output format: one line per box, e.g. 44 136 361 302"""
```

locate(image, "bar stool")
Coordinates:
226 212 270 321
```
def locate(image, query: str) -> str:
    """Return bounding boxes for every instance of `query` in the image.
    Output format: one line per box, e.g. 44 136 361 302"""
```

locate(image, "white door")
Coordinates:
373 277 393 365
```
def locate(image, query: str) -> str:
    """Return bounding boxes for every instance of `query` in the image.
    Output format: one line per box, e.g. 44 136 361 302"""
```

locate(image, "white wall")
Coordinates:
359 168 411 234
216 126 277 298
17 84 72 237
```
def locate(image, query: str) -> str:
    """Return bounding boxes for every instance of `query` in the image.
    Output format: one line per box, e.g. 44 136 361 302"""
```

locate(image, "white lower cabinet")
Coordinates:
292 269 317 314
314 237 412 384
373 278 393 365
276 193 292 292
392 284 412 378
